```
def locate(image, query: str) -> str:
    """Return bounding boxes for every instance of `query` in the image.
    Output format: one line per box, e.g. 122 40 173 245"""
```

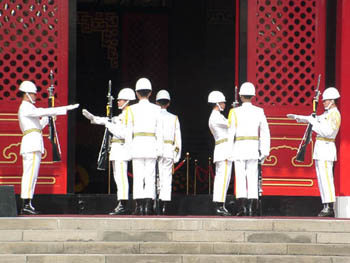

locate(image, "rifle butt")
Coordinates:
295 145 307 162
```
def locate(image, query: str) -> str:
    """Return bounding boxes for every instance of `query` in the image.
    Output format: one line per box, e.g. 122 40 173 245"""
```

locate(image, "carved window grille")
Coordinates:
0 0 59 102
254 0 317 106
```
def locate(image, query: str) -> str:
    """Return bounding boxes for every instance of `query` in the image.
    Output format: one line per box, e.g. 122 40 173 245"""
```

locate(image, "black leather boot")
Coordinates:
162 201 170 215
109 200 127 215
144 198 155 215
248 199 258 216
21 199 40 215
133 199 143 215
318 203 335 217
214 202 231 216
236 198 248 216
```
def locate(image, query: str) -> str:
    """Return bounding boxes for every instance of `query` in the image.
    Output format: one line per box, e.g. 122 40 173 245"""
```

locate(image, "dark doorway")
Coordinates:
75 0 237 194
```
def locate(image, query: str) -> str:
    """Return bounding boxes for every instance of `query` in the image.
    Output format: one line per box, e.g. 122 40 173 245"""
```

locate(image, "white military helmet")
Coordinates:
322 87 340 101
156 90 170 101
239 82 256 96
117 88 136 100
208 91 226 103
19 80 37 94
135 77 152 91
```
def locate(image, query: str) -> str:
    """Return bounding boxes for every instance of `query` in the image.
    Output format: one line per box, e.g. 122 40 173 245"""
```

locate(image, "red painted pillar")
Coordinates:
335 0 350 218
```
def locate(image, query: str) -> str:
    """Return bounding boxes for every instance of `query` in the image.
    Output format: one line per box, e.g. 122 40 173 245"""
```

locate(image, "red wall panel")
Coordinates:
0 0 69 194
246 0 327 196
336 0 350 197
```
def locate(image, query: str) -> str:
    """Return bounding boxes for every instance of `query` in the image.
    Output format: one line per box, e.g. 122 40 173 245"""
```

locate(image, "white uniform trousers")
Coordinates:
132 158 156 199
315 160 335 203
234 159 259 199
158 157 173 201
21 151 41 199
112 160 129 200
213 160 232 203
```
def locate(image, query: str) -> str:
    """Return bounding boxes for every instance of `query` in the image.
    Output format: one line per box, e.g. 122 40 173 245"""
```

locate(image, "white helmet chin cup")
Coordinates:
322 87 340 101
117 88 136 100
19 81 37 94
239 82 256 96
118 100 129 109
208 91 226 103
156 90 171 101
135 78 152 91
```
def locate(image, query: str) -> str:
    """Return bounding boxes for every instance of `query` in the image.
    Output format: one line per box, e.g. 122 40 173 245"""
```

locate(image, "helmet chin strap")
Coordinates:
216 102 224 111
26 92 35 104
325 100 333 111
118 100 129 110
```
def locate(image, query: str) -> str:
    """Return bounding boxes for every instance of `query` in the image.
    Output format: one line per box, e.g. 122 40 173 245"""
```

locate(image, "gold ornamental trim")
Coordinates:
267 117 307 126
265 137 314 168
1 143 53 164
0 176 56 185
0 113 18 121
263 178 314 187
1 143 21 164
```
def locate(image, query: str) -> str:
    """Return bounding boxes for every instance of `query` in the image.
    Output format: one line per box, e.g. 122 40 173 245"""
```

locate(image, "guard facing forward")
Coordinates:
287 87 341 217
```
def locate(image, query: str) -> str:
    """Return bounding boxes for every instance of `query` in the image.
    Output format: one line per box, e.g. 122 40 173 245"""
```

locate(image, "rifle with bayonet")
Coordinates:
48 70 62 162
258 159 263 216
295 74 321 162
232 85 239 108
97 80 113 171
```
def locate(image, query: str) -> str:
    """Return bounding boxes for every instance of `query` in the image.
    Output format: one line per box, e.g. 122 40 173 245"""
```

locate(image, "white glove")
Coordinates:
287 114 310 123
91 116 108 126
67 103 80 111
286 114 297 120
82 109 95 121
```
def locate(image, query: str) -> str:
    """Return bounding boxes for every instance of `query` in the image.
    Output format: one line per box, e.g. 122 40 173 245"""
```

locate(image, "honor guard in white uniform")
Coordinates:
82 88 136 215
127 78 163 215
228 82 270 216
155 90 182 215
208 91 233 216
18 81 79 215
287 87 341 217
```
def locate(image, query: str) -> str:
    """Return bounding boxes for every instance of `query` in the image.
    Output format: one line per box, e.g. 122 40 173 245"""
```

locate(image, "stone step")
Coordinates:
1 229 350 244
0 241 350 256
0 254 350 263
1 217 350 232
1 217 350 262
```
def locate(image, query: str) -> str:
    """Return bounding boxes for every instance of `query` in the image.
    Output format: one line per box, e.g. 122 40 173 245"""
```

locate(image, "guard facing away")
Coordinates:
127 78 163 215
82 88 136 215
287 87 341 217
208 91 233 216
18 80 79 215
228 82 270 216
155 90 182 215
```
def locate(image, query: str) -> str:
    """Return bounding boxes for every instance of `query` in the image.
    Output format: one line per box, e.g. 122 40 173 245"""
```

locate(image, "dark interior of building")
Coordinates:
75 0 238 194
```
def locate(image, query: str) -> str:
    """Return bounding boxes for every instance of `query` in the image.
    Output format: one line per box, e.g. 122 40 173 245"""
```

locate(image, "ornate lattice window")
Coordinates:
0 0 59 103
254 0 318 106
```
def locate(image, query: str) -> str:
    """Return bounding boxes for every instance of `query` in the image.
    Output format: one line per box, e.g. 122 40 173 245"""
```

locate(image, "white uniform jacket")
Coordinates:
228 102 270 160
310 107 341 161
159 109 182 163
208 110 231 163
127 99 163 159
18 101 68 155
105 107 132 161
